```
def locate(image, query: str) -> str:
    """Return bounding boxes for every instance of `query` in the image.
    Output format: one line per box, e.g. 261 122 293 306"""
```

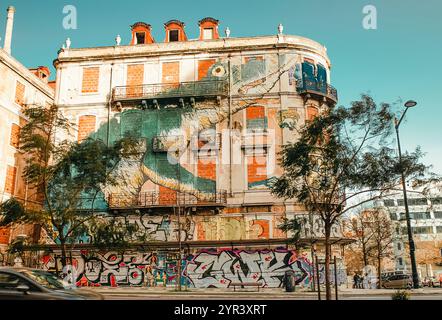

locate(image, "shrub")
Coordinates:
392 290 411 300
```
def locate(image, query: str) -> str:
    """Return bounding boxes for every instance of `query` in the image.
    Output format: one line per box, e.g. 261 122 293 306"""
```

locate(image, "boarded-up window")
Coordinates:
10 123 20 148
78 115 96 142
81 67 100 93
198 59 216 80
5 165 17 195
15 81 26 106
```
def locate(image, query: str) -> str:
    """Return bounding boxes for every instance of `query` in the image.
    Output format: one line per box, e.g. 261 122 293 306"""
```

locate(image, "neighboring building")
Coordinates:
374 183 442 278
0 6 54 262
47 17 348 287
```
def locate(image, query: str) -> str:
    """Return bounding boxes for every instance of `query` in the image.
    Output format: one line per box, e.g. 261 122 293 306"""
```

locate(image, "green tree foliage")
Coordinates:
0 104 142 267
272 94 432 299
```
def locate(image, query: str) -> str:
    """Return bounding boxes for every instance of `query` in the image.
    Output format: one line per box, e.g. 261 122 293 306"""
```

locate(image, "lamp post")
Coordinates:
394 100 419 289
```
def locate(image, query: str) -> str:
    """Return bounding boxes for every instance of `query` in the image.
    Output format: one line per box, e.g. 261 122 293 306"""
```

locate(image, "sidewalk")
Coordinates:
84 286 442 297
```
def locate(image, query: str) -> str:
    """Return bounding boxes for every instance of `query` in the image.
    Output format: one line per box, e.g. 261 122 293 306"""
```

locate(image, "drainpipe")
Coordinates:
228 54 233 196
107 63 114 146
3 6 15 55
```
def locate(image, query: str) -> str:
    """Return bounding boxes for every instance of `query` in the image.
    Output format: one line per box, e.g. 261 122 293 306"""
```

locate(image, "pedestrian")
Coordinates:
358 274 364 289
353 273 359 289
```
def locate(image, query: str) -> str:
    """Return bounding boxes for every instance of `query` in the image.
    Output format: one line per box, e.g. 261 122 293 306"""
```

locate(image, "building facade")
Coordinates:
48 18 346 287
0 7 54 261
375 183 442 278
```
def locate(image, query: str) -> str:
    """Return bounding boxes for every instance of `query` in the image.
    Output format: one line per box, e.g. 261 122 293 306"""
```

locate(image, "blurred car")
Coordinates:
382 274 413 289
0 267 103 300
429 276 441 288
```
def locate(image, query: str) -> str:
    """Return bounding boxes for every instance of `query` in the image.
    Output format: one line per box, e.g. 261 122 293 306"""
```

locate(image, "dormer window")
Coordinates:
130 22 155 45
135 32 146 44
198 17 220 40
164 20 187 42
169 30 179 42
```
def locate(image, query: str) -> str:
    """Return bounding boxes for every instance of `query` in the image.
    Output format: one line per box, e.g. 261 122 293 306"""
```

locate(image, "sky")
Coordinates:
0 0 441 174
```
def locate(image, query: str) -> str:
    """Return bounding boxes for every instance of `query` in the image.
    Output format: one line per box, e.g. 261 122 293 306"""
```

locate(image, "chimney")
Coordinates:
3 6 15 54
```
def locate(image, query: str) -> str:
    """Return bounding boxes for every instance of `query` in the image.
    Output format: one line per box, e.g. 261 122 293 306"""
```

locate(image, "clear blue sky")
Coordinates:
1 0 441 174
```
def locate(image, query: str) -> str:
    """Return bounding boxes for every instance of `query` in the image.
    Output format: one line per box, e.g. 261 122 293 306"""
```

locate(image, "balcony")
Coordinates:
296 79 338 104
112 80 228 104
107 190 228 209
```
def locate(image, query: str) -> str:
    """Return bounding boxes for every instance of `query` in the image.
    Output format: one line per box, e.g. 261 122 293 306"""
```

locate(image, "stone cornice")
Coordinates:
0 49 55 99
54 35 331 68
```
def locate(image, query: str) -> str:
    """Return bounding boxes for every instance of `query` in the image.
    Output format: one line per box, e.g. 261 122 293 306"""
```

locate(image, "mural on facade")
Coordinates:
68 214 286 244
82 55 300 209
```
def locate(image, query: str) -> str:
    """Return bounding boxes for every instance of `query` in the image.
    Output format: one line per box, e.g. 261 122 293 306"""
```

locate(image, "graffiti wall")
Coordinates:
40 248 346 288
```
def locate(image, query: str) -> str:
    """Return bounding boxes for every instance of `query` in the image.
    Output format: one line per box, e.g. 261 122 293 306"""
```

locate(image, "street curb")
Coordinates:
86 289 442 297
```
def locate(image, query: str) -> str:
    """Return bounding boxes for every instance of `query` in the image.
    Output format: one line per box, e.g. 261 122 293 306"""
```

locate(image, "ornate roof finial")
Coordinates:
65 37 71 49
278 23 284 35
225 27 231 38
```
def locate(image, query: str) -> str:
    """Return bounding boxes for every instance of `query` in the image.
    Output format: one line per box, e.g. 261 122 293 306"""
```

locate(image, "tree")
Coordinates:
343 212 376 268
365 209 393 288
0 104 141 268
272 94 429 299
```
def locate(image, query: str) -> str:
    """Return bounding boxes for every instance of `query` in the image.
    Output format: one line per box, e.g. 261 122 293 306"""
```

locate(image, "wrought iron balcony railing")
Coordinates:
296 79 338 104
108 190 228 209
112 80 228 101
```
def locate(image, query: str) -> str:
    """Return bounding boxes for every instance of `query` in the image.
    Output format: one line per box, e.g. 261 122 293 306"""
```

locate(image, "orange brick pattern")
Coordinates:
81 67 100 93
5 165 17 195
10 123 20 148
15 81 25 106
247 156 267 185
198 59 216 80
159 186 177 206
198 159 216 181
78 115 96 142
246 106 265 120
127 64 145 97
162 62 180 84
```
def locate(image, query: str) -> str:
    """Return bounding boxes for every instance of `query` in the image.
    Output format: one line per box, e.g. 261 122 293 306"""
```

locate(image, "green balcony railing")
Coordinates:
113 80 228 101
296 79 338 103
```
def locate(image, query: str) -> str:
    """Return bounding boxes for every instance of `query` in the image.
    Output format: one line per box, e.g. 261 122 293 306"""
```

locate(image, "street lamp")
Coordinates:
394 100 419 289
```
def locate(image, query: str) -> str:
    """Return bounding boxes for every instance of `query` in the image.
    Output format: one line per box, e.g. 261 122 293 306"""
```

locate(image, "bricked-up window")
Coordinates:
246 106 267 133
15 81 26 106
78 115 96 142
162 62 180 85
5 165 17 195
81 67 100 93
126 64 145 97
10 123 20 148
